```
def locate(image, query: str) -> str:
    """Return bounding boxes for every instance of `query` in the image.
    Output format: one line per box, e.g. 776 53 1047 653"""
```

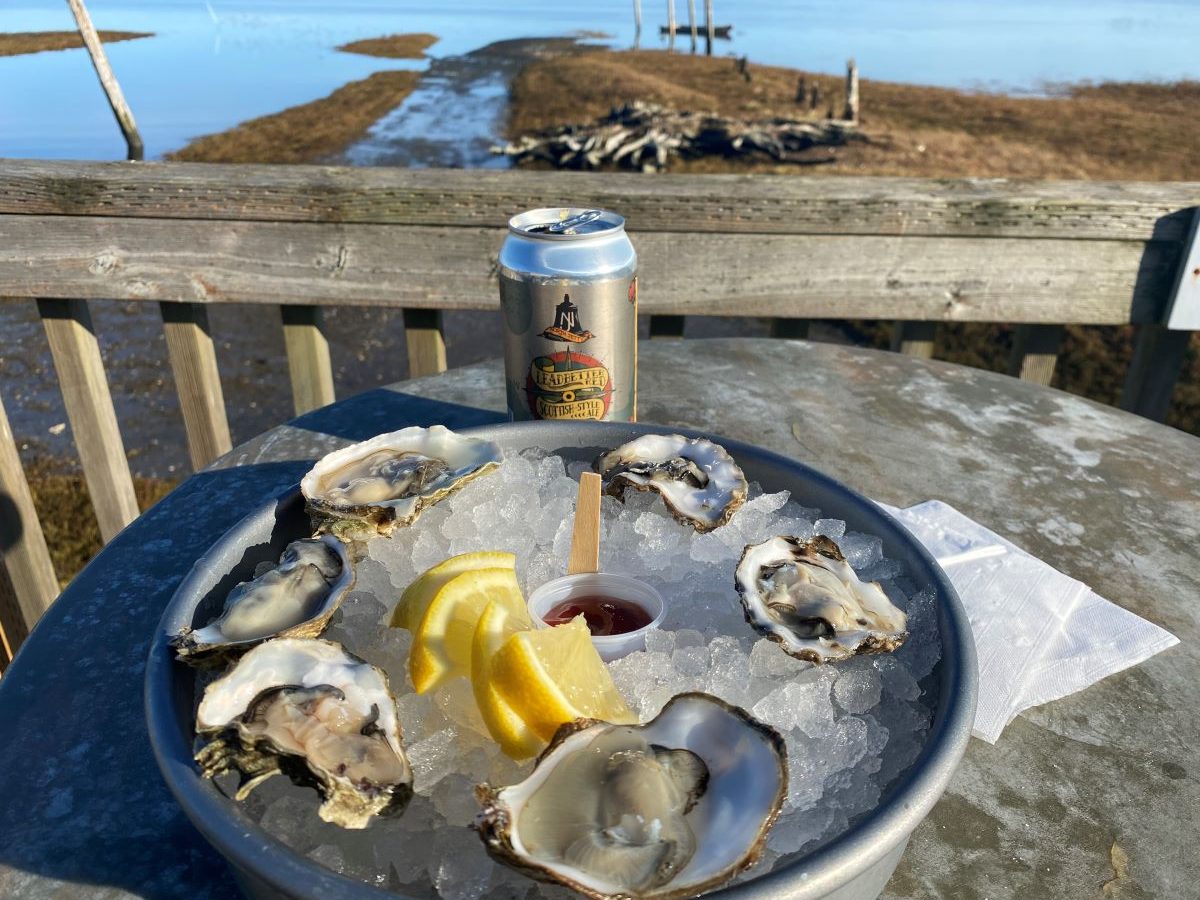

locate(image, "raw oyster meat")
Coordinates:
301 425 502 539
195 638 413 828
475 692 786 899
736 534 908 663
594 434 747 532
173 535 353 660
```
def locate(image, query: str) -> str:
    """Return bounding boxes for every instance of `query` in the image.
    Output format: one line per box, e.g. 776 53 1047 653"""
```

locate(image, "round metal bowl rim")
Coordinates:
145 420 977 900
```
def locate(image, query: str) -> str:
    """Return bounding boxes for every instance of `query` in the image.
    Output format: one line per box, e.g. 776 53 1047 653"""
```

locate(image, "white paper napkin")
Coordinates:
880 500 1179 743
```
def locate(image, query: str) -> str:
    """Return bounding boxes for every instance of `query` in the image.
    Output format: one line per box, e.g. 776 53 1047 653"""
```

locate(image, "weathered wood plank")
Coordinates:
1007 323 1064 385
2 161 1198 241
770 318 810 339
0 390 59 646
160 302 232 469
1119 324 1191 421
892 321 937 357
37 299 139 543
0 216 1180 325
281 305 335 415
402 308 447 378
649 315 686 339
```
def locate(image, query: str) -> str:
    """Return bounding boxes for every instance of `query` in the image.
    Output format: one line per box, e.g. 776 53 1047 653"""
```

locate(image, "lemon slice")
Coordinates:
410 566 525 694
390 551 516 631
491 616 637 741
471 600 543 759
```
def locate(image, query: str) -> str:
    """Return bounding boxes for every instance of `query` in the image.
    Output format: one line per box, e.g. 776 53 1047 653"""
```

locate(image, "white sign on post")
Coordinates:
1166 210 1200 330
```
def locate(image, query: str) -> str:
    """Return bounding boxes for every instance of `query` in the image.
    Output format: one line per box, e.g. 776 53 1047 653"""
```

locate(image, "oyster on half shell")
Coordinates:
594 434 747 532
301 425 502 539
475 693 786 899
736 535 908 664
173 535 354 661
195 638 412 829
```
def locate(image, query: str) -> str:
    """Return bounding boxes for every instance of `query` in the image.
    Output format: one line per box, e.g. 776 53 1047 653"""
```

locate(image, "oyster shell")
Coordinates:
475 692 786 899
173 535 353 661
301 425 502 539
594 434 747 532
736 535 908 664
195 638 412 828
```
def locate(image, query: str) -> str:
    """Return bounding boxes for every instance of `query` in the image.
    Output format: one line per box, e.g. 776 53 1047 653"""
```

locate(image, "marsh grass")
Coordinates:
0 31 152 58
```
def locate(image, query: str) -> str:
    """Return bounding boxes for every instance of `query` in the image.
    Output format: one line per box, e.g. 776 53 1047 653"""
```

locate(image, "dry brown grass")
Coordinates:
337 32 438 59
25 462 177 589
168 69 421 164
510 49 1200 435
0 30 152 58
509 50 1200 180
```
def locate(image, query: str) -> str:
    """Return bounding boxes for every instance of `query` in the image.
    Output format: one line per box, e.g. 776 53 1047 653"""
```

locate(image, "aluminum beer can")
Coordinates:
499 208 638 422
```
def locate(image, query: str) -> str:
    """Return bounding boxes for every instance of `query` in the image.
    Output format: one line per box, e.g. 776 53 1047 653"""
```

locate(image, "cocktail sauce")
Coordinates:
543 595 653 636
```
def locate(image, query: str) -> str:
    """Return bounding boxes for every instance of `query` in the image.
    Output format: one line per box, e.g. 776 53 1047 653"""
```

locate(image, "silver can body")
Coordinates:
498 208 638 422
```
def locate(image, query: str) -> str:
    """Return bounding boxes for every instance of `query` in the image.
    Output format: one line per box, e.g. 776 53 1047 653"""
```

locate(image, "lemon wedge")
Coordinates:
491 615 637 741
470 600 543 759
390 551 516 631
410 566 525 694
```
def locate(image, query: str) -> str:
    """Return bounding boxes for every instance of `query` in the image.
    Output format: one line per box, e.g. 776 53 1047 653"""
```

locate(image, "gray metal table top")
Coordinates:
0 338 1194 900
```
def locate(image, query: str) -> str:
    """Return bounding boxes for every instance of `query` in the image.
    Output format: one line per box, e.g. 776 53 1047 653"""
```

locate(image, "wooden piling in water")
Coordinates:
633 0 642 48
844 58 860 123
705 0 714 54
687 0 698 52
667 0 676 51
66 0 144 161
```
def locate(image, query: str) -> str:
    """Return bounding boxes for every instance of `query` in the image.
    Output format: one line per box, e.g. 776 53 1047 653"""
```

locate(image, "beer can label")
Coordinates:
501 275 637 422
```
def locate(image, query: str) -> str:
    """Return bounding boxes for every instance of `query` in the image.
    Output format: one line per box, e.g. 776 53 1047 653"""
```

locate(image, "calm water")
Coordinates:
3 0 1200 160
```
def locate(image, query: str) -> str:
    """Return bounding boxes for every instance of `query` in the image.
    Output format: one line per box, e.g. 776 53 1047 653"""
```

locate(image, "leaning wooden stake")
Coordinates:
66 0 144 160
843 58 859 123
567 472 602 575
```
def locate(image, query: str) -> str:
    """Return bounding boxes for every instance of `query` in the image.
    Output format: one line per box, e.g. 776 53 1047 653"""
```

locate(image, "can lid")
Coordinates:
508 207 626 240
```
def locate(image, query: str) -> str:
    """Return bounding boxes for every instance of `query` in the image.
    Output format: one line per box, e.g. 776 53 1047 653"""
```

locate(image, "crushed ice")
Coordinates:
244 448 941 898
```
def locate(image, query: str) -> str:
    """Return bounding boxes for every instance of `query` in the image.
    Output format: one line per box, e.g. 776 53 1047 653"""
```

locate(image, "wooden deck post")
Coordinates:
160 302 232 470
0 390 59 657
65 0 144 161
403 308 448 378
1007 324 1063 385
37 298 139 543
281 305 336 415
891 321 937 358
1120 325 1190 421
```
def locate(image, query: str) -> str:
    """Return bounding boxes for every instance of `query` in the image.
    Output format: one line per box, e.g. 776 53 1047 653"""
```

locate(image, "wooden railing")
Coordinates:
1 159 1198 667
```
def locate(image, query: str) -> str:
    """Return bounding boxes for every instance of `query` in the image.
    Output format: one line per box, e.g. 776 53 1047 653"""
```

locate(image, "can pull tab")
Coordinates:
546 209 604 235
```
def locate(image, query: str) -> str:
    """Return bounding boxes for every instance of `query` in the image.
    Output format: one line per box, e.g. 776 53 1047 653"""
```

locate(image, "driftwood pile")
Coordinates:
494 101 864 172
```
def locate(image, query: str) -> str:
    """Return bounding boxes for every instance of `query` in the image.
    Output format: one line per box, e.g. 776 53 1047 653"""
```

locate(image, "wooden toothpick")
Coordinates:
567 472 602 575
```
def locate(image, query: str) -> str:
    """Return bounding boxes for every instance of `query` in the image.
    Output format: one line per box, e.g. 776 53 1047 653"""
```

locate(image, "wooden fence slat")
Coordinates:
0 390 59 659
649 315 686 339
3 161 1198 242
402 308 447 378
1007 324 1064 385
160 302 232 469
37 299 139 543
1119 324 1191 421
770 318 810 339
891 321 937 358
0 216 1178 326
281 305 335 415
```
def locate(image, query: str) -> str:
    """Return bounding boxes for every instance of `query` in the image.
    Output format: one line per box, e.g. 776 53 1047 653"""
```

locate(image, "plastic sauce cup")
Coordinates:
527 573 666 661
